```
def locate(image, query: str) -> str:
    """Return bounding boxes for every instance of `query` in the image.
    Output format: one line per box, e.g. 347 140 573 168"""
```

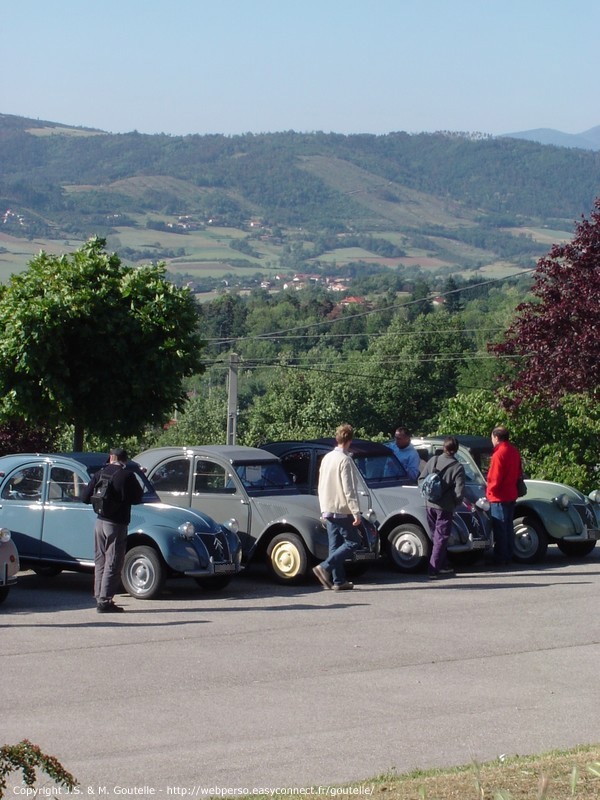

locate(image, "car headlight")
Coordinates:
0 527 11 543
365 509 377 524
476 497 491 512
178 522 196 539
553 493 570 510
588 489 600 504
224 518 239 535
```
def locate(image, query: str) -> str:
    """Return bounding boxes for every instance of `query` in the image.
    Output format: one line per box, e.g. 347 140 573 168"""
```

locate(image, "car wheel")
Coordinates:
387 524 430 572
0 586 9 605
556 540 596 558
513 516 548 563
266 531 309 583
194 576 232 591
122 546 165 599
32 565 63 577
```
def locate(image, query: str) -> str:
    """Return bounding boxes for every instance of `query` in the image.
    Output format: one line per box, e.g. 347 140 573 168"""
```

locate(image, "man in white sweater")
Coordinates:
314 423 363 591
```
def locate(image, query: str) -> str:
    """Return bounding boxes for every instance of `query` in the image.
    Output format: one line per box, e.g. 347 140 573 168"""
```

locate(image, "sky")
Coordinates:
3 0 600 138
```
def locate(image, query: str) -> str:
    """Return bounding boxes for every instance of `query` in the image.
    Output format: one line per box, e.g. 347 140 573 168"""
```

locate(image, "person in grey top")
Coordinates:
418 436 465 580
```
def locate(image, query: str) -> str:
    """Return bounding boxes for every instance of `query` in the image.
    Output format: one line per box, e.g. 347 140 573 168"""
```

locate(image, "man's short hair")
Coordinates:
492 426 510 442
110 447 128 462
335 423 354 446
394 426 411 438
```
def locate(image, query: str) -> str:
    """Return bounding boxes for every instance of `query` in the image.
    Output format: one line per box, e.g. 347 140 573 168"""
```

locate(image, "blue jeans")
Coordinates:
491 501 516 563
321 517 362 585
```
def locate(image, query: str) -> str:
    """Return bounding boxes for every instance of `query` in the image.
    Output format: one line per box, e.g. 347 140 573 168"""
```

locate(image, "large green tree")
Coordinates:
0 238 204 449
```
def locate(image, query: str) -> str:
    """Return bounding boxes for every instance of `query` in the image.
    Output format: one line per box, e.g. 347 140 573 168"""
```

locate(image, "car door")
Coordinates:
191 457 252 554
0 463 46 558
40 464 97 562
278 449 314 493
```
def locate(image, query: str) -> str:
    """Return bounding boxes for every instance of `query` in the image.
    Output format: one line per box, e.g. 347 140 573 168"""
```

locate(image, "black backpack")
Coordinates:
419 457 452 503
91 468 119 517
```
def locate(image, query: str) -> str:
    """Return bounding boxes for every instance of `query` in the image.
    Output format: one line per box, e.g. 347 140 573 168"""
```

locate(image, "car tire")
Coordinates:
0 586 9 605
122 546 165 599
266 531 309 583
32 565 63 577
194 576 232 591
387 524 430 572
513 516 548 563
556 540 596 558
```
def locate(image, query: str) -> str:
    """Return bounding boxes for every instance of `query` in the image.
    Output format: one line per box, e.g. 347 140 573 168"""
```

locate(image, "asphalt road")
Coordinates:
3 549 600 797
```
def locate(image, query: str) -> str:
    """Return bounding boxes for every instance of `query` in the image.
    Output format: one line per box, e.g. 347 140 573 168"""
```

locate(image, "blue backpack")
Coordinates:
419 457 452 503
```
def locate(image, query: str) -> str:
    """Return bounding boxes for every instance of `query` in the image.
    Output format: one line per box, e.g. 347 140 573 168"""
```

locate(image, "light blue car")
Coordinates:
0 453 243 599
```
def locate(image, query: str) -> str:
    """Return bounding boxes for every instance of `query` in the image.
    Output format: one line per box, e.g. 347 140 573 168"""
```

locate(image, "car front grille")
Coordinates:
574 503 597 530
197 531 231 562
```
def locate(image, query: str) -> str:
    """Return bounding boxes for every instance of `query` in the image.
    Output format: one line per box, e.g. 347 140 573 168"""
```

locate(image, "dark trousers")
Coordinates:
491 501 516 563
94 518 127 602
426 507 453 573
321 516 362 585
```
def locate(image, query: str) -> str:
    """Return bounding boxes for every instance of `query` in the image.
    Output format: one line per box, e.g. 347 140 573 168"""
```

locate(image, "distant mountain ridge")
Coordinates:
502 125 600 150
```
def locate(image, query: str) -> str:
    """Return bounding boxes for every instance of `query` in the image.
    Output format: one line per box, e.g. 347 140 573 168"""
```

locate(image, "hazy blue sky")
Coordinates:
4 0 599 137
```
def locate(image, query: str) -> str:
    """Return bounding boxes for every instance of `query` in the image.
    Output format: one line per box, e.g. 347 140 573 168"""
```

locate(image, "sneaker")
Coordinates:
428 572 439 580
96 601 124 614
438 567 455 576
313 565 333 589
332 581 354 591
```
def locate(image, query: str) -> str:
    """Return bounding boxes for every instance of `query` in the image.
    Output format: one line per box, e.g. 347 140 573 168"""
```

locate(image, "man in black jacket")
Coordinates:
418 436 465 580
82 447 143 613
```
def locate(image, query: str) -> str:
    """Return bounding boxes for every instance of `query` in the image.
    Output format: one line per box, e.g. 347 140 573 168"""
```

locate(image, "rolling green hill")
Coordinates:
1 113 595 281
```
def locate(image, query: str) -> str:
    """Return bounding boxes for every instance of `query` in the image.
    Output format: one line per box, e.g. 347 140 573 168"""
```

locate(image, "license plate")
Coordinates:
587 529 600 540
471 540 488 549
354 551 377 561
214 563 236 574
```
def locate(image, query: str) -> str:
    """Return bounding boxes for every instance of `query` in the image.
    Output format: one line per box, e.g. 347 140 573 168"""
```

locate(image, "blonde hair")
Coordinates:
335 423 354 446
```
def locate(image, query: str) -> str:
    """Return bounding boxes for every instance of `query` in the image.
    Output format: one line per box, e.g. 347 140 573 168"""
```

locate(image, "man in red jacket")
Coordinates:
486 426 523 565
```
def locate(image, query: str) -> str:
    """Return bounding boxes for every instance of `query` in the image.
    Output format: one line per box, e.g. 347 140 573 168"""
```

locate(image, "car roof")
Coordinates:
0 453 89 472
263 438 396 457
414 435 492 452
136 445 279 465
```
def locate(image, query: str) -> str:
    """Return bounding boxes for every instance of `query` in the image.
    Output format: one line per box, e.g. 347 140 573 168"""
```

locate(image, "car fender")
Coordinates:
514 498 584 540
251 513 328 560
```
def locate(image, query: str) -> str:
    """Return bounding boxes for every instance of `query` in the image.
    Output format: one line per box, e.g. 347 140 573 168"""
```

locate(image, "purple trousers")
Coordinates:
426 507 453 573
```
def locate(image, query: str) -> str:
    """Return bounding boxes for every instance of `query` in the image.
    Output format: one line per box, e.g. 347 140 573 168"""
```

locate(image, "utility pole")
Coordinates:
226 352 238 445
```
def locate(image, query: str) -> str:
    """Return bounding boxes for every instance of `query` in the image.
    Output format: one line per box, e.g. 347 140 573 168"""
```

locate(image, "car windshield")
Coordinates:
234 462 293 491
455 450 486 484
353 453 406 484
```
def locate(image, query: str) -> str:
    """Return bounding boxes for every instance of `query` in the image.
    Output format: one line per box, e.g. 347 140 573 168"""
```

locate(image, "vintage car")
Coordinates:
261 439 492 573
0 453 243 599
0 527 19 605
412 436 600 563
134 445 379 583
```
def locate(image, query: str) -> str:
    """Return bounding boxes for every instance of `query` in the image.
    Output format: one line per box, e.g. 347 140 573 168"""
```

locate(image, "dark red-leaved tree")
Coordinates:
491 198 600 405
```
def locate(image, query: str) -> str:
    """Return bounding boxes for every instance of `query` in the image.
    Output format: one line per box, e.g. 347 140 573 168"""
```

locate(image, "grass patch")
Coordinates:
244 746 600 800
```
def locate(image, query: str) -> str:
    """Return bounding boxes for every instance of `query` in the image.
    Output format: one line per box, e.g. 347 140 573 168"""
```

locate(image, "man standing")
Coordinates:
486 426 523 565
313 423 363 591
83 447 143 613
387 426 421 481
419 436 465 579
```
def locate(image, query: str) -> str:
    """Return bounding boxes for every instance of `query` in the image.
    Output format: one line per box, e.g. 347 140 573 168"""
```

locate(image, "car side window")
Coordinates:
1 466 45 501
48 467 86 503
150 459 190 493
194 460 235 494
279 450 311 490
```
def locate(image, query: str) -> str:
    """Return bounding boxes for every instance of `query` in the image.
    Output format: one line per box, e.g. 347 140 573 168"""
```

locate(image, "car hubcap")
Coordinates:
128 558 155 592
271 542 300 577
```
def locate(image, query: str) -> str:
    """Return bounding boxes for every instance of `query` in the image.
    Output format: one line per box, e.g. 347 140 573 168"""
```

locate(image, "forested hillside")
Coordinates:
2 113 599 281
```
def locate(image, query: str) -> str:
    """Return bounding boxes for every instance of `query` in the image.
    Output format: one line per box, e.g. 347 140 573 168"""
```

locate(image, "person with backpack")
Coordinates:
82 447 143 613
418 436 465 580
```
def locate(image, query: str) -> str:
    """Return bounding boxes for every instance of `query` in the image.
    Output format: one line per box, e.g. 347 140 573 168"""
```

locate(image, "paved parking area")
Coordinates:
3 550 600 796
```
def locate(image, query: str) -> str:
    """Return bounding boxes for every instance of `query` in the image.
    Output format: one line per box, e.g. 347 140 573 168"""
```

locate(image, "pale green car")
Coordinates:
412 435 600 563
